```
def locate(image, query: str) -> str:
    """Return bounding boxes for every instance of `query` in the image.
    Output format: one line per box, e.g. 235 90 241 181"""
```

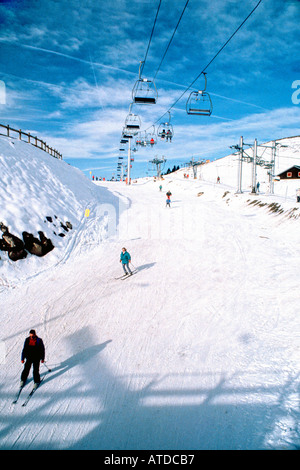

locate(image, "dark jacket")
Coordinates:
21 336 45 362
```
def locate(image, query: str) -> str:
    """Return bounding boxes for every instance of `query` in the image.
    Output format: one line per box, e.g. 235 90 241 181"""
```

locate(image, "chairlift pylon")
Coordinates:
186 73 213 116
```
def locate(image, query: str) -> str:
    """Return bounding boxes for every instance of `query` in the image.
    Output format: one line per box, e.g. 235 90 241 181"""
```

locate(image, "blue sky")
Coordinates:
0 0 300 180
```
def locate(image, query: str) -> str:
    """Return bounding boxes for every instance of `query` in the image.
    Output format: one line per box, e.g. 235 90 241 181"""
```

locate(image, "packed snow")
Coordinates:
0 135 299 450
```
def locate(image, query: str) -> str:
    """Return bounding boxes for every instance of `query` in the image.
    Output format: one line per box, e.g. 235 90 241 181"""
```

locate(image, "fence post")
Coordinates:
1 123 62 160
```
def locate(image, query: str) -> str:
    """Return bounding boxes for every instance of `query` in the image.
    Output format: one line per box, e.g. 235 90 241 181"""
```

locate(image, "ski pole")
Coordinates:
43 361 52 372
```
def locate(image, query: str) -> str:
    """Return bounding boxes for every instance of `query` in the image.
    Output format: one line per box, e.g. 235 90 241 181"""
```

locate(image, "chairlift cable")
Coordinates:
119 0 262 176
189 0 263 88
152 0 190 82
140 0 162 77
151 0 263 125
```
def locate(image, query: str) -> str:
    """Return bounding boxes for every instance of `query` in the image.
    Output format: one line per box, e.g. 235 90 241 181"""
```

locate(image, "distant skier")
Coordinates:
296 188 300 202
120 247 132 275
166 190 172 208
20 329 45 387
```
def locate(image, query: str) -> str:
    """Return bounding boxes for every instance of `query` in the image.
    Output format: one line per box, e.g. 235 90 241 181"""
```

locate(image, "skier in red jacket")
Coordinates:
20 329 45 387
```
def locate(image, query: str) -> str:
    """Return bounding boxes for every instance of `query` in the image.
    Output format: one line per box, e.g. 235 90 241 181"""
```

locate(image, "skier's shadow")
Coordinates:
45 340 112 382
135 262 156 272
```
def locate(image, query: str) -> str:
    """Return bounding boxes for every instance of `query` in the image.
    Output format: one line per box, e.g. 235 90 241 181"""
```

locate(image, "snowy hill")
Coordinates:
0 135 118 286
0 135 299 450
189 135 300 198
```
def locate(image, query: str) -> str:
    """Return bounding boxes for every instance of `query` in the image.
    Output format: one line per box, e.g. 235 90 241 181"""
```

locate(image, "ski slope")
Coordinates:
0 136 299 450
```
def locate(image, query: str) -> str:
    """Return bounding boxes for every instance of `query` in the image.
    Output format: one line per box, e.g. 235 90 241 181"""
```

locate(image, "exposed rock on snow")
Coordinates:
0 218 73 261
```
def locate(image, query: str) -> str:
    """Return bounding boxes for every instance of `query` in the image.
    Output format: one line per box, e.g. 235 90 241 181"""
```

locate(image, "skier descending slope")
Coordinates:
120 247 132 276
20 329 45 388
166 190 172 208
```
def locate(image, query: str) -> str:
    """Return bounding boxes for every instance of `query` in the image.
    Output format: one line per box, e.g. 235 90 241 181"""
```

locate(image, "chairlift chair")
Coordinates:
186 73 213 116
146 125 157 146
125 111 141 130
132 61 158 105
157 112 173 141
122 127 134 139
135 131 142 146
186 90 213 115
148 136 156 146
135 130 147 147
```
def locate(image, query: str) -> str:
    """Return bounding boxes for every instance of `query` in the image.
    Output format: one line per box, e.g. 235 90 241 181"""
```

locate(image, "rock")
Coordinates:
23 231 54 257
38 231 54 255
23 231 42 256
0 238 9 251
60 222 69 232
8 248 27 261
0 226 27 261
2 232 25 251
0 222 8 233
0 224 55 262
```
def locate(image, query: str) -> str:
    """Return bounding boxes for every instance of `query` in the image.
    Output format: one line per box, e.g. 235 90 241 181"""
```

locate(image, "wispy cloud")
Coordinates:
1 0 299 178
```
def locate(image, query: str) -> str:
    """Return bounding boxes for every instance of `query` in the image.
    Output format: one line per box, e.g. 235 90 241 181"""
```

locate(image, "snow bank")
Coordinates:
0 136 117 285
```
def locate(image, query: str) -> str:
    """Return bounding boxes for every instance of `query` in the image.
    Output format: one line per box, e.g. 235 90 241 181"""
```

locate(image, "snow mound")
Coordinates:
0 136 117 285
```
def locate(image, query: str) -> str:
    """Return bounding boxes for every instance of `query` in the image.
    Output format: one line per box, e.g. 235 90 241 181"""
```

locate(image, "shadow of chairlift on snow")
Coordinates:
3 326 299 450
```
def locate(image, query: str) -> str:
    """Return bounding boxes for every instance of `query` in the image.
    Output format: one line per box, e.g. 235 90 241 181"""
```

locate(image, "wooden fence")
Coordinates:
0 123 62 160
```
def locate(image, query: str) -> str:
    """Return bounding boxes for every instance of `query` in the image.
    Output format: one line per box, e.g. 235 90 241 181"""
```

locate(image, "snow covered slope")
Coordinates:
0 136 119 286
0 136 299 450
195 135 300 198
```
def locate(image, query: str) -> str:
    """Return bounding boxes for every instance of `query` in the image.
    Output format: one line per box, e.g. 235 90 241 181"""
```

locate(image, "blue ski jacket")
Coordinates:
120 251 131 264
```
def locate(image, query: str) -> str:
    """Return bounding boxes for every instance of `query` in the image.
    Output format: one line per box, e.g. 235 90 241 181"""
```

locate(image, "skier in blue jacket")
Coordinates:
120 247 132 275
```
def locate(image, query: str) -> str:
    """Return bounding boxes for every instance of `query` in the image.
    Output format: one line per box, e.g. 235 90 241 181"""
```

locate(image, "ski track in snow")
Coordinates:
1 170 300 449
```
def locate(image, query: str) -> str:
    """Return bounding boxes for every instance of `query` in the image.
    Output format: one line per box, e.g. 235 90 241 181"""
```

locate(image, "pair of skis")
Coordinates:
12 367 51 407
115 269 137 280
